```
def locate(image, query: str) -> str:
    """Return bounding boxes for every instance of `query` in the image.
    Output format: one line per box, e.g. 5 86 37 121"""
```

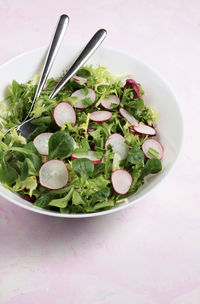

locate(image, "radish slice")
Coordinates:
72 75 87 85
119 108 138 126
33 132 53 156
132 124 156 136
111 169 133 194
39 159 69 190
53 102 76 127
130 126 137 134
71 88 96 109
90 111 112 122
105 133 128 160
101 95 120 110
142 139 164 160
71 151 102 164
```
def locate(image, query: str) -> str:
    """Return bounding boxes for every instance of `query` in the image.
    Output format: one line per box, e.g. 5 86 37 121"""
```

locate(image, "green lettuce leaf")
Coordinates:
13 176 37 196
48 131 74 160
49 187 74 208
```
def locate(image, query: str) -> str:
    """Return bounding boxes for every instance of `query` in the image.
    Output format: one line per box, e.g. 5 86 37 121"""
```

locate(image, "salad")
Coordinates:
0 65 164 213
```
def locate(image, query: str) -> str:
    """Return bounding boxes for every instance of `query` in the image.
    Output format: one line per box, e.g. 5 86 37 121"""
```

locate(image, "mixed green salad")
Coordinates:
0 65 164 213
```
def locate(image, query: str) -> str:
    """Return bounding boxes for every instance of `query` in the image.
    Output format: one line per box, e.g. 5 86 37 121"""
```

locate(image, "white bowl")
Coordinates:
0 44 183 218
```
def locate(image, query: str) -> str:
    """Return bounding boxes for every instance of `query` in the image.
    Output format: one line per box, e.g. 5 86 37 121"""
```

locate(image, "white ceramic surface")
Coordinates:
0 44 183 218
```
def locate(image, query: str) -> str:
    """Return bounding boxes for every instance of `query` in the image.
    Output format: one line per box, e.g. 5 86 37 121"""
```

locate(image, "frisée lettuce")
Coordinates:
0 65 163 213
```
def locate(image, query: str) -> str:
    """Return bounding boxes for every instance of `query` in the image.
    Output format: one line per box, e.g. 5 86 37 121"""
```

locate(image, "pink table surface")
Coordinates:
0 1 200 303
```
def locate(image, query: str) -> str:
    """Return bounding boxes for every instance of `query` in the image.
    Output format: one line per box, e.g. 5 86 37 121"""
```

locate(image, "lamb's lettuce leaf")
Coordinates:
0 64 161 214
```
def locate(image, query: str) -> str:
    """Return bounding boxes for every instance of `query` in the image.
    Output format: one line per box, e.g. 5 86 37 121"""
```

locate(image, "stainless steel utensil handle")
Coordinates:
49 29 107 99
25 14 69 119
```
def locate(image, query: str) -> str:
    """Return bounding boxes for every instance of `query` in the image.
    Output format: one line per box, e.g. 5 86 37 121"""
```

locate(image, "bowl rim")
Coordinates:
0 44 184 218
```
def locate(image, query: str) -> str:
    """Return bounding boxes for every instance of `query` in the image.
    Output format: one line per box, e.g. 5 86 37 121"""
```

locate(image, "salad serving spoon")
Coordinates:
13 28 107 138
4 14 69 137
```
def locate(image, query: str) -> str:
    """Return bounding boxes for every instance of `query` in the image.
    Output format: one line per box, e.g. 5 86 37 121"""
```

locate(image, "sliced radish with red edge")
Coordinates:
132 124 156 136
71 88 96 109
142 139 164 160
111 169 133 194
53 102 76 127
39 159 68 190
33 132 53 156
119 108 138 126
105 133 128 160
71 151 102 164
130 126 137 134
72 75 87 85
90 111 112 122
101 95 120 110
24 194 36 203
